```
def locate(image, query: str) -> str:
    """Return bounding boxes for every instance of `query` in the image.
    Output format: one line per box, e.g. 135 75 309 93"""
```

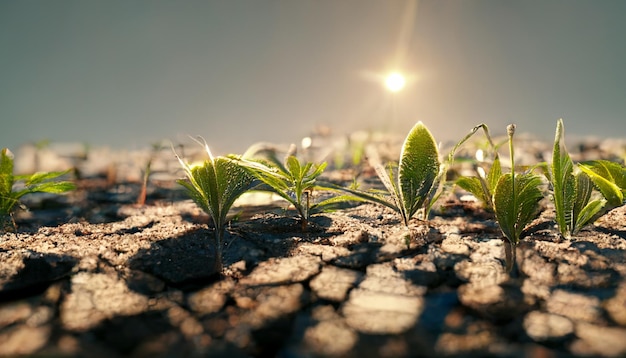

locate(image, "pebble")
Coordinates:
239 255 321 285
546 289 604 324
523 311 574 341
309 265 363 302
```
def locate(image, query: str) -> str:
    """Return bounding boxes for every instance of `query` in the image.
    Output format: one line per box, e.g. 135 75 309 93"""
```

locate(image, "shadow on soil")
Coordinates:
0 252 77 301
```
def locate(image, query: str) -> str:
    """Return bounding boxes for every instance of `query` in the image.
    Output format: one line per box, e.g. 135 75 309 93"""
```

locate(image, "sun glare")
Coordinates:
385 72 406 92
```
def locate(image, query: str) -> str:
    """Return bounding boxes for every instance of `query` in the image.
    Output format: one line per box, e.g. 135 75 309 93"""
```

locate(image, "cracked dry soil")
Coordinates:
1 167 626 358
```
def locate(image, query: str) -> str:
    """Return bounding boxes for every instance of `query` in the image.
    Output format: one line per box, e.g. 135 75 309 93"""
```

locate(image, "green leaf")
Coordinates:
178 155 255 233
579 160 626 207
574 198 606 234
548 119 610 238
0 148 75 219
398 121 440 223
0 148 15 203
310 194 363 214
493 172 543 245
487 155 502 194
25 170 72 186
330 184 400 213
237 155 331 229
456 176 491 206
570 171 597 233
27 181 76 194
286 156 302 181
551 118 577 237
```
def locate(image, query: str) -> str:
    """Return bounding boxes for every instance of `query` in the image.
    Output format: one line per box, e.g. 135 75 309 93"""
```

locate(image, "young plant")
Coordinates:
0 148 76 232
549 119 606 238
341 122 492 227
336 121 440 227
238 153 352 231
175 141 256 274
492 125 544 273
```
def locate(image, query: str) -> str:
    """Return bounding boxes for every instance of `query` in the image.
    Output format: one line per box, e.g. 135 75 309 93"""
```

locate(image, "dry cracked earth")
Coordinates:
1 139 626 357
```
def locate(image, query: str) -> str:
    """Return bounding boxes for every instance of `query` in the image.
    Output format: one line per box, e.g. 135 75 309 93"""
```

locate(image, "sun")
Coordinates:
384 72 406 92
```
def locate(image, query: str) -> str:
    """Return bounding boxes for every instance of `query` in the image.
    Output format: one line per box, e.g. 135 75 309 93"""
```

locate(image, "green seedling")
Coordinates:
337 121 440 227
341 122 491 228
0 148 75 232
175 140 256 274
548 119 606 238
492 125 544 273
238 154 353 231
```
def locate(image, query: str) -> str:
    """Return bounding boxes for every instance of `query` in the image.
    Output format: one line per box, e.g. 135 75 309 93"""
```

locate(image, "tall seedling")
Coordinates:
175 141 256 274
338 121 440 226
549 119 606 238
492 125 544 273
340 122 490 227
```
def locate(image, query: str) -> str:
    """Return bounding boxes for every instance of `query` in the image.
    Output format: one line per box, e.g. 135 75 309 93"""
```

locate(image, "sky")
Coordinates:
1 0 625 154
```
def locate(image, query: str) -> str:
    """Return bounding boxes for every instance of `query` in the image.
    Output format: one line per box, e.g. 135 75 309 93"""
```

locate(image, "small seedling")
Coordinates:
175 140 256 274
0 148 75 232
548 119 606 238
492 125 544 273
455 124 544 272
137 141 165 206
238 153 353 231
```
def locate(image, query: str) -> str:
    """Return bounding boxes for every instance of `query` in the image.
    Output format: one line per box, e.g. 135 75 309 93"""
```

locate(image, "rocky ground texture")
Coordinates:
1 136 626 357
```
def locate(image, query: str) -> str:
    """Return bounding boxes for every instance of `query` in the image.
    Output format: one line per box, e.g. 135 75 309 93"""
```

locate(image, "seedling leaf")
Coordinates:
176 144 256 272
399 121 440 223
0 148 75 231
493 172 543 245
579 160 626 207
551 119 577 237
238 154 333 230
456 176 490 205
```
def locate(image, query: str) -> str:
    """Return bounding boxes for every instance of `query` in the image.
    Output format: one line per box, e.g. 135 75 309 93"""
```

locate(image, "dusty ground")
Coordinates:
1 139 626 357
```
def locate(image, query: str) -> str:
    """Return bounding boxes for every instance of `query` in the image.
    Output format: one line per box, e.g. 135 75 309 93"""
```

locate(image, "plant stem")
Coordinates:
214 224 224 274
301 191 309 231
507 124 517 246
503 238 519 275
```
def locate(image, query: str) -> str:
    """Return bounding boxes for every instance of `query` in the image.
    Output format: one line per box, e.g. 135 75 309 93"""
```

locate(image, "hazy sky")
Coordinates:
1 0 625 154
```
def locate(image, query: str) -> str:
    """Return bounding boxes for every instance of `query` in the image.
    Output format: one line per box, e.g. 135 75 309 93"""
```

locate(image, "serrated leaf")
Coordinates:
493 173 543 245
398 121 440 223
